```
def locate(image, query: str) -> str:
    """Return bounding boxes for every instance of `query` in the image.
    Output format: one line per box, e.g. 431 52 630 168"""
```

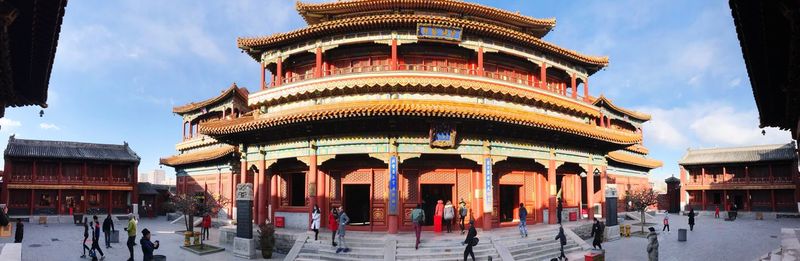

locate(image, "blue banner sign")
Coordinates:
484 157 493 213
417 24 463 42
388 155 399 215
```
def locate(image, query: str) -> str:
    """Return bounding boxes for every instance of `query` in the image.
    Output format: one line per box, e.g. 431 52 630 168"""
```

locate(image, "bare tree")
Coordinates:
624 187 659 233
172 192 230 240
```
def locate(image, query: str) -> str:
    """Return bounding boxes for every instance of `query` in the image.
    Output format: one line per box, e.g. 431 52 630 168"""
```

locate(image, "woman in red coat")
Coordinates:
434 200 444 233
201 214 212 240
328 208 339 247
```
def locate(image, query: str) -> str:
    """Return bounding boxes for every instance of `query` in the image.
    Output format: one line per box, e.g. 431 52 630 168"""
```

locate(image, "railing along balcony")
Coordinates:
274 62 588 103
685 175 794 186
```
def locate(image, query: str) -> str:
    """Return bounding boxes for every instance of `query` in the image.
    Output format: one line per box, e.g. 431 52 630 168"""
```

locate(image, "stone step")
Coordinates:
306 239 387 248
514 245 583 261
302 245 385 254
396 245 497 256
508 241 578 254
505 239 577 251
396 254 502 261
296 251 383 261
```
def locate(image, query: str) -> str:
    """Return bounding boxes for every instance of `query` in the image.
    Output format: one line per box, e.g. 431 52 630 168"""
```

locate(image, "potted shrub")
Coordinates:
258 222 276 258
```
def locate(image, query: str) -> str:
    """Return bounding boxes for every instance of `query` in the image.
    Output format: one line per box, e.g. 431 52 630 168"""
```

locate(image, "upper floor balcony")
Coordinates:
684 175 794 187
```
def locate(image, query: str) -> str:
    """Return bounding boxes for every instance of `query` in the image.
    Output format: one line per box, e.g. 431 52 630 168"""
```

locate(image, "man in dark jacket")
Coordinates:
140 228 160 261
102 214 115 248
555 225 567 260
13 218 23 243
462 220 477 261
589 218 604 249
518 203 528 237
556 198 563 224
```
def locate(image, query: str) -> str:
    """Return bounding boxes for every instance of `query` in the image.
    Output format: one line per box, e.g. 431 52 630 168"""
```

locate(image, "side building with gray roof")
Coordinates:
678 142 799 213
1 135 140 216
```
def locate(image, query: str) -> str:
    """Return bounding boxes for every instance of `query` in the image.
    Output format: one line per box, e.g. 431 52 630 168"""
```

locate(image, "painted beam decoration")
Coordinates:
417 24 463 42
388 155 399 215
484 157 493 213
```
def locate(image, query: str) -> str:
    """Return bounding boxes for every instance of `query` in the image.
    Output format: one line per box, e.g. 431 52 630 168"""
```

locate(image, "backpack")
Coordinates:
411 209 424 223
471 237 479 246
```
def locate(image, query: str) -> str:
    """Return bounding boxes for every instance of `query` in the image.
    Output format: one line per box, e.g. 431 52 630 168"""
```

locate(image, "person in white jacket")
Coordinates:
311 205 321 240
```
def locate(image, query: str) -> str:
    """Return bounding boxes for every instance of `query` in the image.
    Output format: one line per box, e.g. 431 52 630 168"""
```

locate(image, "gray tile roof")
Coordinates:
4 136 140 162
679 142 797 165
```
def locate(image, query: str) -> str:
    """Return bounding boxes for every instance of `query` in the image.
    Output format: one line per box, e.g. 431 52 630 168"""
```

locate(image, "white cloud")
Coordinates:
0 118 22 132
728 77 741 87
39 123 60 130
638 102 792 150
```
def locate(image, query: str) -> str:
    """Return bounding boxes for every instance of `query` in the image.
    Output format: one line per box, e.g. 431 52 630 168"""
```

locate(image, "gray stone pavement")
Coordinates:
604 212 800 261
0 217 285 261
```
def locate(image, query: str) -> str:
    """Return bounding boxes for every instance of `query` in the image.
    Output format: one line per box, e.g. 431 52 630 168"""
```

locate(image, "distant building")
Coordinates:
679 142 799 212
137 182 175 217
1 136 140 216
139 169 166 185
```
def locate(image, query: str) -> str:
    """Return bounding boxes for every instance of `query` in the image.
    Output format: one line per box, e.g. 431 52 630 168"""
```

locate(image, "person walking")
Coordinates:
434 200 444 233
140 228 160 261
13 218 23 243
90 216 106 260
555 225 568 261
124 214 137 261
458 199 467 234
201 213 211 240
102 214 114 248
329 208 339 247
518 203 528 237
462 220 477 261
81 218 91 258
646 227 659 261
590 218 604 249
714 206 720 219
662 213 670 232
336 206 350 253
411 203 425 249
444 200 455 233
688 208 696 231
91 216 106 259
311 205 321 240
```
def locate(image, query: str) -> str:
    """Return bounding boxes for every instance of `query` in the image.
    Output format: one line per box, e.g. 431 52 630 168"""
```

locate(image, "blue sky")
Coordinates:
0 1 792 185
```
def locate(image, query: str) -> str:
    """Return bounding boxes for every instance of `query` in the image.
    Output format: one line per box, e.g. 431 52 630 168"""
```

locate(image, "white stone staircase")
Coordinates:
492 227 584 261
293 232 387 261
395 233 501 261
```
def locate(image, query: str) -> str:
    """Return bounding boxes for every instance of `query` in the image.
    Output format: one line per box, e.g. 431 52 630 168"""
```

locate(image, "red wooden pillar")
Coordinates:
583 78 590 102
30 189 34 215
771 190 776 211
547 159 557 224
132 164 139 205
308 152 318 213
600 166 607 218
701 190 706 210
571 74 577 99
83 189 88 214
270 173 278 222
391 39 398 70
477 47 484 76
315 47 323 78
260 62 266 90
240 159 247 184
540 62 547 88
275 57 283 87
253 167 260 224
258 160 267 224
108 190 113 214
58 189 63 215
586 165 595 219
316 168 326 228
723 190 728 211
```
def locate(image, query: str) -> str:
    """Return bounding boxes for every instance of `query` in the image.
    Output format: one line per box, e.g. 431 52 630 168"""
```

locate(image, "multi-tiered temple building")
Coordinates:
161 0 661 232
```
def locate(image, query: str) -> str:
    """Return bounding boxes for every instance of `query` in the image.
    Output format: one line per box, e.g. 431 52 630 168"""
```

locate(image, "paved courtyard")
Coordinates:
0 217 285 261
604 213 800 261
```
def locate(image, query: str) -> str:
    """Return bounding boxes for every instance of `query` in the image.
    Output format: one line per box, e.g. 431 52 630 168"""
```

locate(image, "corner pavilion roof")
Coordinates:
678 142 797 166
237 14 608 71
172 83 249 114
606 151 663 169
159 145 237 167
295 0 556 37
591 95 651 121
4 136 141 162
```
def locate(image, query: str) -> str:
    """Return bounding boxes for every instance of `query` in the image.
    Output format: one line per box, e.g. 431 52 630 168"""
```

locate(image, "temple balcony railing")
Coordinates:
275 63 589 104
176 134 219 151
8 174 132 186
684 176 795 187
